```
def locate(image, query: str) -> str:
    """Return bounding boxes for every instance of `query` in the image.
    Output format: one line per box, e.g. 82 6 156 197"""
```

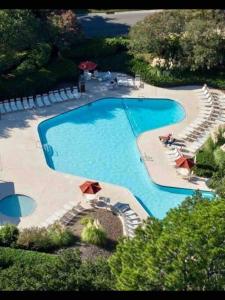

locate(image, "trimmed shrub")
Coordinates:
62 37 129 61
0 246 56 266
81 219 107 246
0 57 78 99
0 224 19 247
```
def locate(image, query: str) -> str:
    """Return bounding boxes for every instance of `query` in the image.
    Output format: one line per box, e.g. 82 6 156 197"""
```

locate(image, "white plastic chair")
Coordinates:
53 90 63 102
15 98 24 110
48 91 58 103
36 95 45 107
42 94 51 106
4 101 12 112
10 99 18 112
22 97 30 110
65 88 74 99
0 103 6 114
59 89 68 101
28 96 36 109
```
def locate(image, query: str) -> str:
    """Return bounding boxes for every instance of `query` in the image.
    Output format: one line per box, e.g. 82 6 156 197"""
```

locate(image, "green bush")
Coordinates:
0 57 78 99
48 223 75 248
0 246 56 266
0 224 19 247
13 43 52 76
81 219 107 246
80 216 94 226
62 37 129 61
16 227 53 251
16 224 76 252
0 50 28 74
193 149 216 178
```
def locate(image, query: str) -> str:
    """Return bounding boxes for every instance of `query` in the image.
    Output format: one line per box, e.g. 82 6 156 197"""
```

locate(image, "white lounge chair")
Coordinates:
48 91 58 103
63 203 74 210
72 86 80 99
84 70 92 80
59 89 69 101
123 210 136 216
35 95 44 107
65 88 75 99
53 90 63 102
125 214 140 221
0 103 6 114
42 94 51 106
28 96 36 109
9 99 18 112
3 101 12 113
15 98 24 110
22 97 30 110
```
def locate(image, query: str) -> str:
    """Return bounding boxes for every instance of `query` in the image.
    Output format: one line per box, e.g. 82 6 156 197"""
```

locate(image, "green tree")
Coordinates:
129 9 225 71
0 9 43 52
0 224 19 247
0 247 113 290
109 193 225 290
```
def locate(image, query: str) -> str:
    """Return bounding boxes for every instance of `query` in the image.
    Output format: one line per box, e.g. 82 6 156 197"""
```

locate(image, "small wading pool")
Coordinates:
0 194 36 217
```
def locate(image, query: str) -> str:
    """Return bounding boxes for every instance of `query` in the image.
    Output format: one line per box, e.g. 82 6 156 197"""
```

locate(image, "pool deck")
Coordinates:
0 74 219 228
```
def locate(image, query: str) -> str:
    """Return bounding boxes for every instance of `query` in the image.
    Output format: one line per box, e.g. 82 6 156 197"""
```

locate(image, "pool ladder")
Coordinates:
36 141 58 156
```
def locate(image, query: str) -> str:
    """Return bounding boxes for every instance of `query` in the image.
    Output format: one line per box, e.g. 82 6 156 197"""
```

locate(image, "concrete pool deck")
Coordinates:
0 75 218 228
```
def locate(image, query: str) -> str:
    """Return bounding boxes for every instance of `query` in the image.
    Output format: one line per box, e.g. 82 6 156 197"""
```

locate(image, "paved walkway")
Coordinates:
77 10 161 37
0 76 215 228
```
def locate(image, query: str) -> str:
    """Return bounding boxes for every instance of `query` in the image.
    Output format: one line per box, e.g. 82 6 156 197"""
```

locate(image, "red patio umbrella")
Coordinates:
79 181 102 194
78 61 97 71
175 156 195 169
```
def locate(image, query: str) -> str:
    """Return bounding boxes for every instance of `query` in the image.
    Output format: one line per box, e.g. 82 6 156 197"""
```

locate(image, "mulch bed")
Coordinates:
66 208 123 261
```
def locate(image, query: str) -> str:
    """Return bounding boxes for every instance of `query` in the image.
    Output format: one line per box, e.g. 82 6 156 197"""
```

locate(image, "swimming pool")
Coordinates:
38 98 213 219
0 194 36 217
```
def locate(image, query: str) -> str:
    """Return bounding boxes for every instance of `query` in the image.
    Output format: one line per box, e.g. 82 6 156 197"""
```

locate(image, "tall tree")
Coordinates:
109 192 225 290
129 9 225 71
0 9 43 52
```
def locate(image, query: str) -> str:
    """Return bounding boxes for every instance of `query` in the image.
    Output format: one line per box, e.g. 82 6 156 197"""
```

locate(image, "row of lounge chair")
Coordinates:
161 84 225 180
180 84 225 154
0 86 80 115
40 201 85 228
112 202 142 238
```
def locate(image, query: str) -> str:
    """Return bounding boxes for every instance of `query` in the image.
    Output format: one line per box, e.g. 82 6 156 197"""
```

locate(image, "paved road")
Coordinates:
77 10 162 37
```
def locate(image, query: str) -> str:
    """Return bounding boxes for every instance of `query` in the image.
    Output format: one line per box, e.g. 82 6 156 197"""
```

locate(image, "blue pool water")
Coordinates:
0 194 36 217
38 98 213 219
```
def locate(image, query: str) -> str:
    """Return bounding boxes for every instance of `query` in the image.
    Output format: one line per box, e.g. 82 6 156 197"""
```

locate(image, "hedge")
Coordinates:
0 246 57 268
62 37 129 61
0 57 78 99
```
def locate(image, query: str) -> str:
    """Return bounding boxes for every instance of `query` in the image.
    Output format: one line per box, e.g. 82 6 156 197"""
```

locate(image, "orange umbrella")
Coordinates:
175 156 195 169
79 181 102 194
78 61 97 71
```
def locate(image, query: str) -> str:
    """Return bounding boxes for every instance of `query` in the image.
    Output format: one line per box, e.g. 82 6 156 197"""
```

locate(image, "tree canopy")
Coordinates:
129 9 225 71
0 248 114 290
109 192 225 290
